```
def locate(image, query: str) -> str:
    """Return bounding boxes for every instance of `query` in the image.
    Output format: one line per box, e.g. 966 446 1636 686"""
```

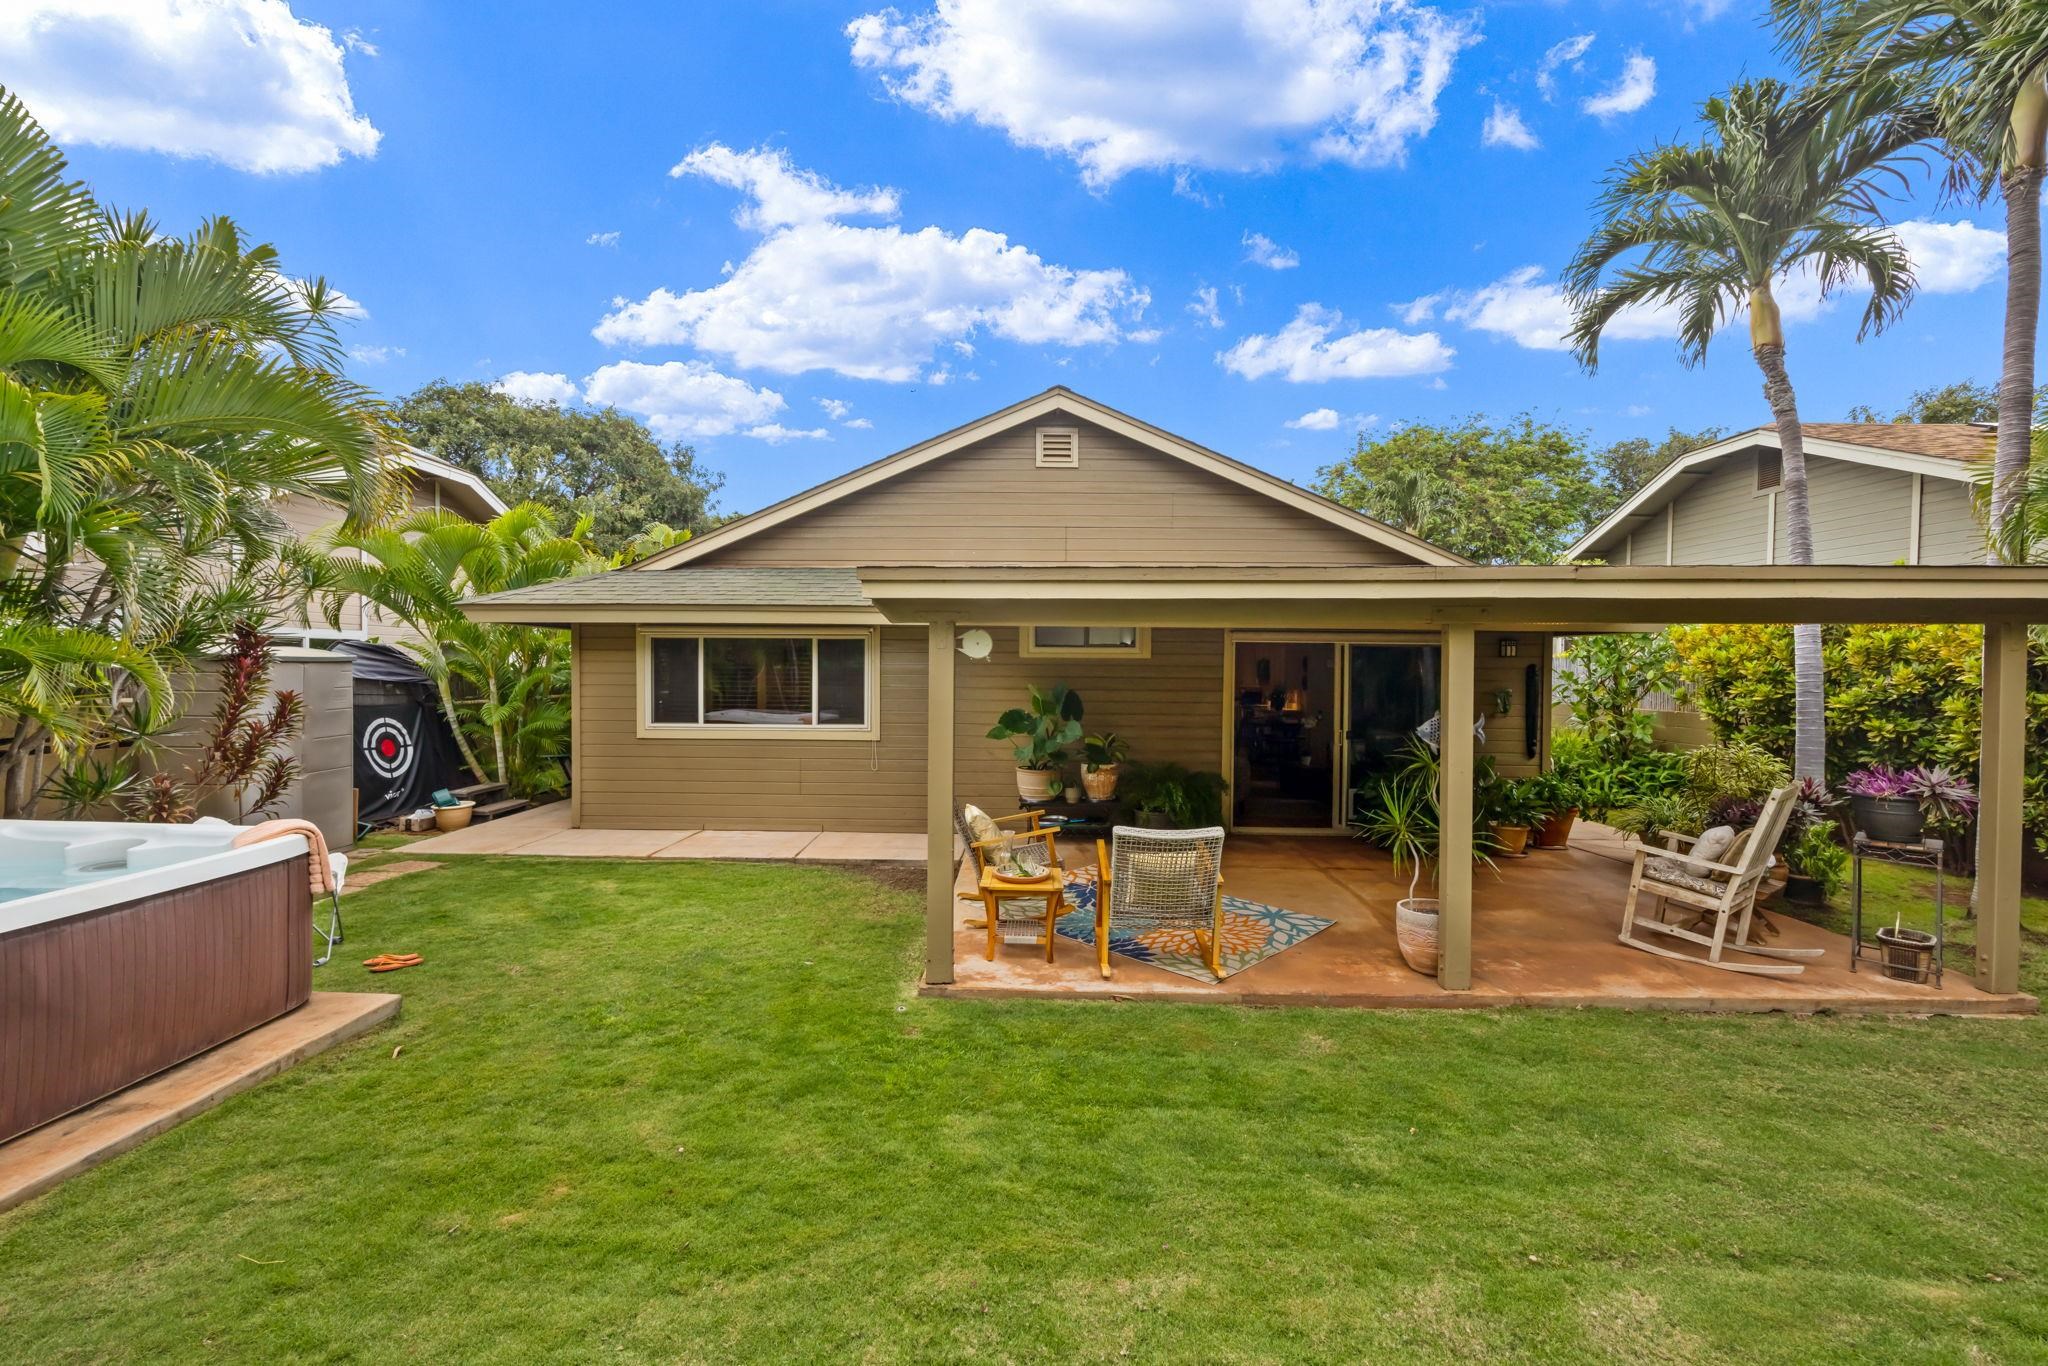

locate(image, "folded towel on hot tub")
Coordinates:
232 819 335 896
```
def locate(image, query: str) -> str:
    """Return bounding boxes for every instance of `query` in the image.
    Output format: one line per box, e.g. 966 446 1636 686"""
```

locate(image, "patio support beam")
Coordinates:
1977 620 2025 994
925 619 957 986
1437 625 1476 991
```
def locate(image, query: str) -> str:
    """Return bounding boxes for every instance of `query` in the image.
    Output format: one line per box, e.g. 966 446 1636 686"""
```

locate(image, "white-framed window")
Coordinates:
1018 626 1151 659
636 629 879 740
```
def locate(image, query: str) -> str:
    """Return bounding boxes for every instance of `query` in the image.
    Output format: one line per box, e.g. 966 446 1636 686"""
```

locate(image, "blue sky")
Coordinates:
1 1 2014 515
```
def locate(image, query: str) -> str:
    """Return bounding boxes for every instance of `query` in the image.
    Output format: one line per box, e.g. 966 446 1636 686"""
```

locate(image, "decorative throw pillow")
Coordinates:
1689 825 1736 865
960 804 1001 846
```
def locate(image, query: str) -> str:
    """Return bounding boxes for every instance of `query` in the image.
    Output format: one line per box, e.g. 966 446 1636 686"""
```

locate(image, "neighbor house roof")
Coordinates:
399 445 507 521
1568 423 1992 560
628 386 1468 571
466 567 881 625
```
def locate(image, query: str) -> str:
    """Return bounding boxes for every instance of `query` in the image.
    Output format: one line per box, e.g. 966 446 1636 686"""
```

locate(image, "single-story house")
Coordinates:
1569 422 1992 566
466 388 2048 997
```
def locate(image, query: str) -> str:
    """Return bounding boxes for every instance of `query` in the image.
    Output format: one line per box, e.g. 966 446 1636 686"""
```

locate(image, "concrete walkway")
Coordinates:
404 802 927 862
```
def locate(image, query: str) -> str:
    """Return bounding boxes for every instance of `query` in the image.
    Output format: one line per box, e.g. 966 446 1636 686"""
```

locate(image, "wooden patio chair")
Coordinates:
1617 785 1822 976
1094 826 1227 982
956 804 1071 959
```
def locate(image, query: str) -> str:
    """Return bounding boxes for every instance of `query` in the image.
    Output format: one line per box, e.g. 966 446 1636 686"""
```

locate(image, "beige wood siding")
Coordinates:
1917 477 1982 564
575 624 931 832
694 417 1414 568
1474 632 1547 780
1804 458 1914 563
956 627 1226 816
574 622 1547 832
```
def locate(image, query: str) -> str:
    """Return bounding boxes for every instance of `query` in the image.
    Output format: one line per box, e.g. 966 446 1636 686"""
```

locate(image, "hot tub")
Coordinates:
0 820 313 1144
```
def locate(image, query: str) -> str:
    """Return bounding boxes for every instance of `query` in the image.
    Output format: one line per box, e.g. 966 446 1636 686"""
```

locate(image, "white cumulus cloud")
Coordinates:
595 145 1151 381
745 423 831 444
1583 53 1656 120
1893 218 2004 293
493 371 581 406
846 0 1478 188
0 0 380 173
1219 303 1453 382
1482 101 1538 150
1537 33 1595 100
1188 285 1225 329
1243 231 1300 270
582 360 789 441
1422 265 1675 351
1286 407 1340 430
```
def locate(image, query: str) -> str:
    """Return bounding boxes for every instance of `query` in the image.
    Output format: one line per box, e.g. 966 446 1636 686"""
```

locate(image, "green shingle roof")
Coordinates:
468 566 870 609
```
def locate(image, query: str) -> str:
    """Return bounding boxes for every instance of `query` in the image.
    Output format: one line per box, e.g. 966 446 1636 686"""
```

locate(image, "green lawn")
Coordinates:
3 854 2046 1362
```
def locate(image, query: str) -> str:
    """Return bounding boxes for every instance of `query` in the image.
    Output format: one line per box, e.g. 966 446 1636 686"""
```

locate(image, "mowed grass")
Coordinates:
2 855 2047 1363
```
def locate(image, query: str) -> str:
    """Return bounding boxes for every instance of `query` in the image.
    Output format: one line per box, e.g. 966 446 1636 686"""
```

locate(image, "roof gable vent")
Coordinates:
1035 427 1080 468
1755 448 1782 492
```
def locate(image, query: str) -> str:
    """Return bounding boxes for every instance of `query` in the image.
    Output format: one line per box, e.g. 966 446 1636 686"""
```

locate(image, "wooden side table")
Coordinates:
977 868 1066 963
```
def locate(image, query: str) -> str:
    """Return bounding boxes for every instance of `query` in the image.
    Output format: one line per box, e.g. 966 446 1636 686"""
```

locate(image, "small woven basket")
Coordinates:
1875 925 1937 984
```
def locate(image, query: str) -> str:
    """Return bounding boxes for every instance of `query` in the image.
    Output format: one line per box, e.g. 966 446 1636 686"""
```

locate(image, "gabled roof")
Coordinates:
398 444 507 521
1568 422 1991 560
631 386 1467 571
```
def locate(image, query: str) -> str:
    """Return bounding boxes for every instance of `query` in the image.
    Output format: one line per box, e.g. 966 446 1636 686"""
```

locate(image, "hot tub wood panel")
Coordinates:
1 857 310 1144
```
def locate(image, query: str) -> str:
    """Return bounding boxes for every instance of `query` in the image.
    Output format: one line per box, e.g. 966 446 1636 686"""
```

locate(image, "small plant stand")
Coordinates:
1849 833 1945 987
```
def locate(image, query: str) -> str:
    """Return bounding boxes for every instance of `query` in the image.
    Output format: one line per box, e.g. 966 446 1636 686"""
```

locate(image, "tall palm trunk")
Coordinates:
1752 286 1826 782
433 669 491 787
1990 73 2048 562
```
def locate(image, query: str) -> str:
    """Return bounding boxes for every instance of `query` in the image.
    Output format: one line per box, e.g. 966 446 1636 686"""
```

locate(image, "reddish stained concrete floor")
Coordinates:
931 830 2038 1016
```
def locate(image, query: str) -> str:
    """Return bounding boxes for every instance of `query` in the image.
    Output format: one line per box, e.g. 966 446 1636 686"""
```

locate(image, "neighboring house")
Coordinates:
466 388 1551 836
1569 423 1992 566
271 445 507 647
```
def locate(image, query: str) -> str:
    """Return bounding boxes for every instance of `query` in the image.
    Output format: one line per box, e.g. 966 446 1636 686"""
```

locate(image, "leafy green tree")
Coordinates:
310 503 604 795
1313 416 1606 563
1555 634 1678 762
1775 0 2048 563
1847 378 2001 424
0 88 395 816
393 381 723 555
1565 77 1932 782
1592 426 1726 507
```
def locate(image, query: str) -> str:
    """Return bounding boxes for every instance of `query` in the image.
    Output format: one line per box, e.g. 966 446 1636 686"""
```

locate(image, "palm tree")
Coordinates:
0 86 398 815
1563 78 1932 781
312 504 603 791
1773 1 2048 562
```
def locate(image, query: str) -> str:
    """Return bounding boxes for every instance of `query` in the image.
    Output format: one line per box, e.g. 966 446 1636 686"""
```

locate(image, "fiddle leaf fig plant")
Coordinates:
988 684 1084 771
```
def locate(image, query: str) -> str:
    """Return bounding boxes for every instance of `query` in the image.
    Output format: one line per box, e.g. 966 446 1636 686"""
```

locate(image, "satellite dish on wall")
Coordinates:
958 629 994 661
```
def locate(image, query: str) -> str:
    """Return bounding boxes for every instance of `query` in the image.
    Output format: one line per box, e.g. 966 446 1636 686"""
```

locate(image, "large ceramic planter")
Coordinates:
1081 764 1120 801
1490 823 1531 858
1851 795 1923 846
434 800 476 832
1015 768 1060 802
1535 807 1579 849
1395 897 1440 975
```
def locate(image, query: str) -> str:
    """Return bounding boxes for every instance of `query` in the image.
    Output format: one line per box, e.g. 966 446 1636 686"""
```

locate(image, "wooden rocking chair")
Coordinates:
1617 785 1822 977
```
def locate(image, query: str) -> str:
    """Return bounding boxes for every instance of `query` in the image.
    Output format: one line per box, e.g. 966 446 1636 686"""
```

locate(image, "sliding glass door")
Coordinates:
1343 644 1440 822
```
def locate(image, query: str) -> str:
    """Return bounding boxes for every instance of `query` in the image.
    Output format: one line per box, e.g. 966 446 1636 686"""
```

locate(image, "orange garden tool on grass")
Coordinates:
363 953 422 973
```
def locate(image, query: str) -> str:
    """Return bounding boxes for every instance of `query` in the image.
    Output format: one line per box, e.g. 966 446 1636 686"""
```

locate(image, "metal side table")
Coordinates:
1849 833 1945 987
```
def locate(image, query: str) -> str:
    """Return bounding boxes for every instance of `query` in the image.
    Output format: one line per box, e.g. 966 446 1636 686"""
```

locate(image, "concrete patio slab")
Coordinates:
797 832 928 862
404 801 570 854
656 830 816 860
0 992 400 1214
340 859 443 894
514 827 698 858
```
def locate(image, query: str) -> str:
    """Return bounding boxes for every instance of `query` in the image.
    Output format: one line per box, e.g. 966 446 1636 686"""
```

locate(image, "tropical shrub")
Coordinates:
1554 633 1677 762
1118 761 1228 827
1550 726 1686 817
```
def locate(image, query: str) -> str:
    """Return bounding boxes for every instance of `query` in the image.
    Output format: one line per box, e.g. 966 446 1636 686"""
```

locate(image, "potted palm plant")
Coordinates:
1354 738 1497 975
986 684 1084 802
1080 731 1129 800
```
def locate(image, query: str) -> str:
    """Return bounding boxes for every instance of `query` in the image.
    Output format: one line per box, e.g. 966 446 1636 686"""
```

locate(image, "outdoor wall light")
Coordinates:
1498 637 1520 658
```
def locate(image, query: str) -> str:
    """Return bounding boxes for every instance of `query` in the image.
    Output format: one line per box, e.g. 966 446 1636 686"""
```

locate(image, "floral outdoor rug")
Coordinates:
1054 867 1334 982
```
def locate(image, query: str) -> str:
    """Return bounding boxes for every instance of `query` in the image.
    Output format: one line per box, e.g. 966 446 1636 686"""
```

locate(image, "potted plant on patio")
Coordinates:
987 684 1084 802
1843 764 1978 848
1525 770 1583 849
1119 761 1228 828
1484 777 1546 858
1353 738 1498 975
1780 822 1846 905
1080 731 1129 800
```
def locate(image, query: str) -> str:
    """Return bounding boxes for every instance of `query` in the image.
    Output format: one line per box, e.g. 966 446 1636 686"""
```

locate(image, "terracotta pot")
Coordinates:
434 800 476 832
1395 898 1439 975
1535 807 1579 849
1490 823 1531 858
1081 764 1120 801
1015 768 1059 802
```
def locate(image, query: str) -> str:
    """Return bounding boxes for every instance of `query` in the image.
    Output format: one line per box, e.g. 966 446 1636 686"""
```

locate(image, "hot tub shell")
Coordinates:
0 822 312 1144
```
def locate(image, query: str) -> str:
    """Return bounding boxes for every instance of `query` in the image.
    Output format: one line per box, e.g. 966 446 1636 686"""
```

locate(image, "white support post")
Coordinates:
1437 625 1476 991
925 620 957 986
1978 621 2025 994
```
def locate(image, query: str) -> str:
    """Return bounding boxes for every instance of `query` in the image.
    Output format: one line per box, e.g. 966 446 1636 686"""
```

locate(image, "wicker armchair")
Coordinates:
1094 826 1227 981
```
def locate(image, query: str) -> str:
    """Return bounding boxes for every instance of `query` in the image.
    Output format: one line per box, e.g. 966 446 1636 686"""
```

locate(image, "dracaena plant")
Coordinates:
987 683 1083 771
